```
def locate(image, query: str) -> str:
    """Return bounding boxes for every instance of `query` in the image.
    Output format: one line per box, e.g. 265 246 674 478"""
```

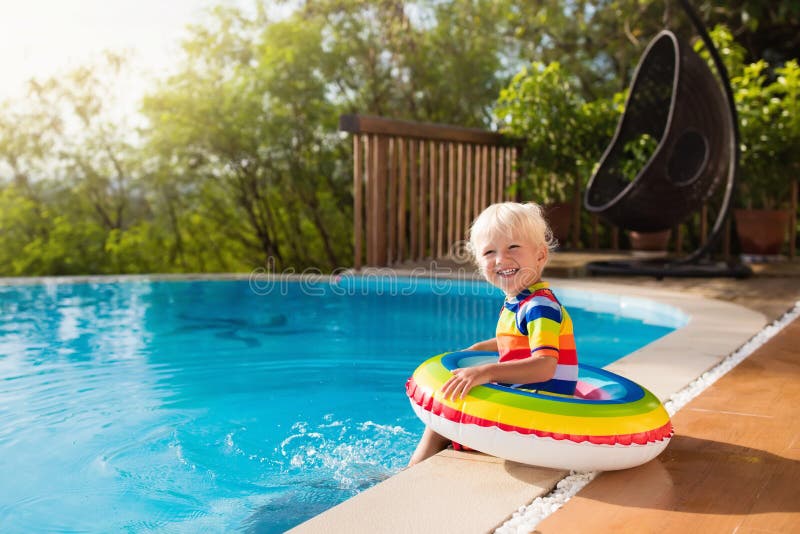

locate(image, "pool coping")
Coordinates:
287 276 768 534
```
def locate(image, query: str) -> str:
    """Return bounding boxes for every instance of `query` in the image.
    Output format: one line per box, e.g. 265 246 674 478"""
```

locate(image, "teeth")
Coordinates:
498 268 517 276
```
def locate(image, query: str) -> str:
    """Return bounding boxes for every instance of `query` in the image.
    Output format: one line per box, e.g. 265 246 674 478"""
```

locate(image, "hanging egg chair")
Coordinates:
585 30 731 232
584 0 750 277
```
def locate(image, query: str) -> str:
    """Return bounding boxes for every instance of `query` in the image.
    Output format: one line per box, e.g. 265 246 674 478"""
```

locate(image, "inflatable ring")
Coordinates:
406 351 673 471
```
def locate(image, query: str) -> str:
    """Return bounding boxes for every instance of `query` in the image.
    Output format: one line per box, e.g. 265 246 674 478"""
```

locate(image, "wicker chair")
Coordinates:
585 30 732 233
583 0 750 277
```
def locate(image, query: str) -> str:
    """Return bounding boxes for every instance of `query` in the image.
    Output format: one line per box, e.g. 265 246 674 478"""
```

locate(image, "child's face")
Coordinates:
475 233 547 296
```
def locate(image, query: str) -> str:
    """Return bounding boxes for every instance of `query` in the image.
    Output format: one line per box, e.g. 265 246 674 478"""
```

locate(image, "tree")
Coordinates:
142 6 351 271
294 0 513 127
2 0 795 275
701 1 800 64
0 53 177 275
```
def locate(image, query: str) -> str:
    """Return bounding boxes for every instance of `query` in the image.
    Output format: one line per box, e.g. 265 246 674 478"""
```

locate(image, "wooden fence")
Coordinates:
340 114 798 268
340 114 519 269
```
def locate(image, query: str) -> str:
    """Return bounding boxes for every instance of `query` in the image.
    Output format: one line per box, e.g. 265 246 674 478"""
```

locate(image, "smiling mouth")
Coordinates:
496 268 518 277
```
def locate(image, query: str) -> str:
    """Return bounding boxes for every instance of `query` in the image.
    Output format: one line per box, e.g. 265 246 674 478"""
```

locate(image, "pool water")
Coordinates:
0 278 679 532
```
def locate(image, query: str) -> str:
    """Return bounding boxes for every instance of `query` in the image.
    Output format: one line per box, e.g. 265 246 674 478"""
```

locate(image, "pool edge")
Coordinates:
286 277 767 534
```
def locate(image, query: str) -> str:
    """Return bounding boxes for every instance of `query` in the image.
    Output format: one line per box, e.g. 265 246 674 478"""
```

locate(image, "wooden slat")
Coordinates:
387 138 397 264
364 135 371 266
483 148 489 205
410 140 419 261
375 137 388 266
498 147 505 201
510 147 518 201
505 148 513 200
438 142 446 258
448 143 456 252
489 146 497 204
497 147 505 202
500 148 507 200
353 135 363 270
367 135 378 266
429 141 437 259
465 145 474 234
398 138 407 263
455 143 464 252
478 145 487 215
591 215 600 250
504 147 511 200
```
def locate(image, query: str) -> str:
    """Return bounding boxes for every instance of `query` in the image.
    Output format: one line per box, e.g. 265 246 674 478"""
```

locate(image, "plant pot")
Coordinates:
544 202 573 247
628 229 672 252
734 209 791 255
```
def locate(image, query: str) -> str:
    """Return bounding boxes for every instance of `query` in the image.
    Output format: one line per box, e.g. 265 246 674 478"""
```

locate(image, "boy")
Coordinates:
407 202 578 466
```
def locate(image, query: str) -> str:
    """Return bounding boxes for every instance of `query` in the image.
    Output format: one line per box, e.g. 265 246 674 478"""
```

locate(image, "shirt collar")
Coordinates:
505 281 549 306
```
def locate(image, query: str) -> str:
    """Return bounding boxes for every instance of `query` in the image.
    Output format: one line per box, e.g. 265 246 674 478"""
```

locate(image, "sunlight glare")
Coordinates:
0 0 234 103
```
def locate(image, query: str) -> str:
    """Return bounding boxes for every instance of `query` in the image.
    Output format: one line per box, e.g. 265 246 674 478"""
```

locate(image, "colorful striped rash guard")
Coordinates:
496 281 578 395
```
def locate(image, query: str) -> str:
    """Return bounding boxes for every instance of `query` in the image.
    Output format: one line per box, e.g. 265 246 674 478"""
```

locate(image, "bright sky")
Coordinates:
0 0 264 104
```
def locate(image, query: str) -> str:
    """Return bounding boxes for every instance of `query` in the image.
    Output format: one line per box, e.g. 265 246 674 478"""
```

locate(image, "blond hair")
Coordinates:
468 202 556 261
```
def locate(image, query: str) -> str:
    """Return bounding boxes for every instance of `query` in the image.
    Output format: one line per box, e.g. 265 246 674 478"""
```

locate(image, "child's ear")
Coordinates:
538 245 548 264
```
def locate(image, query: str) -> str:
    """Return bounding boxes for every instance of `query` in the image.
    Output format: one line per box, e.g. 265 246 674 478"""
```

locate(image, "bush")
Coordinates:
698 26 800 210
495 62 621 204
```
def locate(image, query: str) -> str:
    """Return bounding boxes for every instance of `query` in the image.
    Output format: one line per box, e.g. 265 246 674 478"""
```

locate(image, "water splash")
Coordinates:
220 416 417 533
278 417 412 491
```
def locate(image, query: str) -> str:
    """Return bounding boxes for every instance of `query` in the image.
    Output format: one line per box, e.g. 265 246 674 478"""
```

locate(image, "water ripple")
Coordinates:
5 279 647 532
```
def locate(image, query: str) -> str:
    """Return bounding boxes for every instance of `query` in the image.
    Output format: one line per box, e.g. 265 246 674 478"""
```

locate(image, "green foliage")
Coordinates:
141 9 351 272
299 0 511 127
620 133 658 182
495 61 621 204
698 25 800 209
501 1 646 97
701 0 800 65
1 2 796 275
0 184 109 275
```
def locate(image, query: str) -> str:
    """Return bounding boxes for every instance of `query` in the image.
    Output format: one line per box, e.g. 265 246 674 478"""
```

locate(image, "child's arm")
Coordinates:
441 355 557 401
464 338 498 351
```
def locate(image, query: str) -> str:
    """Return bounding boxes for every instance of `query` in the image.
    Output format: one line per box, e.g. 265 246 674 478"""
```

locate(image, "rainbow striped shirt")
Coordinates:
496 281 579 395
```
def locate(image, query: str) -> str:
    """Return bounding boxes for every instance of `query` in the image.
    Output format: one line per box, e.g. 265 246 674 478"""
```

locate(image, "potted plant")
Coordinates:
495 62 619 247
734 58 799 255
700 27 800 256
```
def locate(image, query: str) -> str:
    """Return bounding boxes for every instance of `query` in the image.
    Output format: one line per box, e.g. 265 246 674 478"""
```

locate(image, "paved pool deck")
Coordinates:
289 253 800 534
537 313 800 534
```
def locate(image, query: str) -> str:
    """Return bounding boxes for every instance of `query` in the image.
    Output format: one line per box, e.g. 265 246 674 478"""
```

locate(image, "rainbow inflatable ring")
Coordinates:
406 351 673 471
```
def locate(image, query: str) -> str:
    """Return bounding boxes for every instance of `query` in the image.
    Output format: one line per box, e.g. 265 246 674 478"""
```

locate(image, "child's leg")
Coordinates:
407 427 451 467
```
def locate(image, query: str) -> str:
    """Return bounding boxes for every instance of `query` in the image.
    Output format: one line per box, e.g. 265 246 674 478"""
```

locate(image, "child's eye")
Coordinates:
509 244 520 249
482 250 495 257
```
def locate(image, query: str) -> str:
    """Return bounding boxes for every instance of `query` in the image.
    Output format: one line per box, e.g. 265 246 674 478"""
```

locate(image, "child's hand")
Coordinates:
441 365 491 401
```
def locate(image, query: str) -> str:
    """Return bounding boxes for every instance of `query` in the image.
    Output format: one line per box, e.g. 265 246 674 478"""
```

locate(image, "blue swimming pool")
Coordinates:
0 277 684 532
